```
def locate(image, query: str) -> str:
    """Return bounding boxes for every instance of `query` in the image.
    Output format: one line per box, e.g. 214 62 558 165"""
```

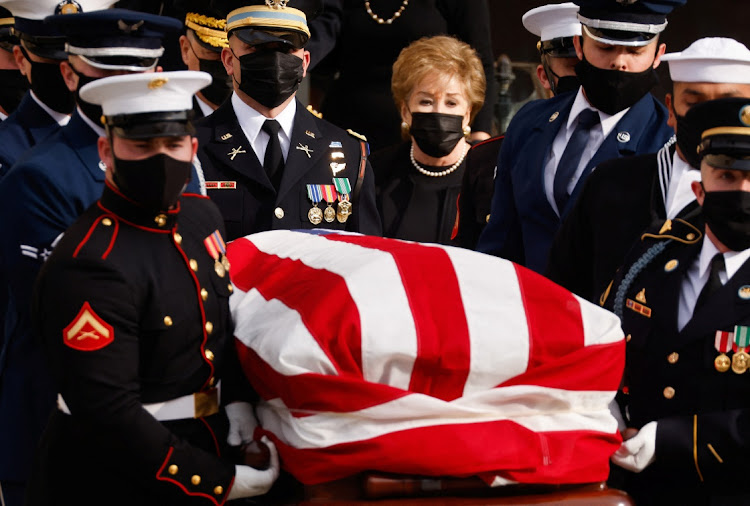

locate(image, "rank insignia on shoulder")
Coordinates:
626 298 651 318
63 302 114 351
346 129 367 142
306 105 323 119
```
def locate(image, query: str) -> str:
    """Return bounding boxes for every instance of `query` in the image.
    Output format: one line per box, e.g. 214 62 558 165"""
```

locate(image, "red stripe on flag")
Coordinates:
260 422 619 485
513 264 585 371
227 238 363 376
323 234 471 402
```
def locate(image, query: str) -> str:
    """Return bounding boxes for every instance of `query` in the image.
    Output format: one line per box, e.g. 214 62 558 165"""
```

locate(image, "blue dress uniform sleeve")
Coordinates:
475 121 524 263
34 255 235 505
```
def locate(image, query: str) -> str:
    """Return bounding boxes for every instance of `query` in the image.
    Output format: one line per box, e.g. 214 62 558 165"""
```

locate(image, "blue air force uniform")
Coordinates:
476 91 672 272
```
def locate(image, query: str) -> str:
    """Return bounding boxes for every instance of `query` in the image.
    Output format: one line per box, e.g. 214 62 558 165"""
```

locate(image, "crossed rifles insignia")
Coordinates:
228 146 246 161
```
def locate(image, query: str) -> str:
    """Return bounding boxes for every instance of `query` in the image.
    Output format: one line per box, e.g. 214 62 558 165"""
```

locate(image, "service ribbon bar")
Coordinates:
307 184 322 204
715 330 733 353
321 184 337 204
735 325 750 348
333 177 351 196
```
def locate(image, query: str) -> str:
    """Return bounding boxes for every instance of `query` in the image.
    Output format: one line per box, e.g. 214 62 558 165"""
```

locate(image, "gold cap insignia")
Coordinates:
56 0 81 15
635 289 647 304
266 0 289 8
118 19 145 34
148 78 169 90
741 105 750 127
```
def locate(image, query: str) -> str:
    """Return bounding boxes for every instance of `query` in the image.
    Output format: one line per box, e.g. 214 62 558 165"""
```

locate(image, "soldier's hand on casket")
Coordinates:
226 401 258 446
227 436 280 499
611 421 657 472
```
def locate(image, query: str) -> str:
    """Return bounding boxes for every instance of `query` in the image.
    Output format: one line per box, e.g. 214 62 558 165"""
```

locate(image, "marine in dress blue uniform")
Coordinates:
27 71 278 506
604 97 750 505
476 0 682 272
196 0 381 240
0 10 205 505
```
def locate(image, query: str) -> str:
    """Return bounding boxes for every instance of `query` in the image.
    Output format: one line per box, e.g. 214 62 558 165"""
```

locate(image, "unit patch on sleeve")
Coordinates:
63 302 114 351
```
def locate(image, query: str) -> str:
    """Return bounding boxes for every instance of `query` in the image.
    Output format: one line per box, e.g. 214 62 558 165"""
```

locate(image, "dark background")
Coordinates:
488 0 750 103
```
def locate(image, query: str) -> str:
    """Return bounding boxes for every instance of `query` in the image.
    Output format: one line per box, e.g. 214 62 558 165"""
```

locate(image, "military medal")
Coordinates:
203 230 228 278
732 325 750 374
307 184 324 225
320 184 337 223
333 177 352 223
714 330 733 373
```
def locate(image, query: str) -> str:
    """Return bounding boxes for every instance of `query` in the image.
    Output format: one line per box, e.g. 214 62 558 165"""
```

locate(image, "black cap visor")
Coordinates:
540 37 578 58
107 110 196 140
700 133 750 171
232 27 307 50
19 34 67 60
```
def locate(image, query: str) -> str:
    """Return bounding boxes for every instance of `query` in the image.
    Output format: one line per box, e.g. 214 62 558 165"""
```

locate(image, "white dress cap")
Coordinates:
662 38 750 84
80 70 212 117
522 2 581 41
0 0 116 20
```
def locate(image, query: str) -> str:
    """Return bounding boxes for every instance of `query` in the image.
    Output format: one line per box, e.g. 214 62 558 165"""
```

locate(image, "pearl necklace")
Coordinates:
410 143 468 178
365 0 409 25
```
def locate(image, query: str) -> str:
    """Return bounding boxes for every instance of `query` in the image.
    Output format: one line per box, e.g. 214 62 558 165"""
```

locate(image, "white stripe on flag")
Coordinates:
248 232 418 390
576 294 626 347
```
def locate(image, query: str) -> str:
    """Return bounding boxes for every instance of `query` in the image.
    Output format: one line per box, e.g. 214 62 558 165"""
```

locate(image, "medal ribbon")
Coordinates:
735 325 750 349
307 184 323 205
715 330 733 353
203 229 226 261
321 184 337 204
333 177 351 200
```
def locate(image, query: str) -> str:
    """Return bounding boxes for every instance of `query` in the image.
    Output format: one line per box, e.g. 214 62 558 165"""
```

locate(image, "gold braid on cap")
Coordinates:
185 12 229 48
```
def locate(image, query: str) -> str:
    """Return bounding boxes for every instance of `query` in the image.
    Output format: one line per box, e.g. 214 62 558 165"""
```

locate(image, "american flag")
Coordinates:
227 231 624 486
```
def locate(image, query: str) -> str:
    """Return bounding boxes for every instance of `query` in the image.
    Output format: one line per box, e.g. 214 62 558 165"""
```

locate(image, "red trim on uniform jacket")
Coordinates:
73 215 119 259
155 446 226 506
199 417 222 457
96 201 173 234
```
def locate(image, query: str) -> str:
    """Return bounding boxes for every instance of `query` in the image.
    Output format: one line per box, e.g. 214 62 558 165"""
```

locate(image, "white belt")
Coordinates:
57 382 221 421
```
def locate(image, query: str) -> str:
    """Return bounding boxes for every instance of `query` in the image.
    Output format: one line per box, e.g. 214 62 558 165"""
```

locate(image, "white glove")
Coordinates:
227 436 280 499
225 401 257 446
609 399 626 432
611 421 657 472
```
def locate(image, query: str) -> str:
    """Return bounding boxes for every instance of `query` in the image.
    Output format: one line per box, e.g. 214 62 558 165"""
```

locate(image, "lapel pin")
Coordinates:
98 160 107 171
617 131 631 143
548 111 559 122
296 143 313 158
305 130 316 138
739 286 750 300
221 133 232 141
227 146 246 161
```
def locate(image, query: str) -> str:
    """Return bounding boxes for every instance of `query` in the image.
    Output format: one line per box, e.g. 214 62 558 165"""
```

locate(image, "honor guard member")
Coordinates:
0 0 111 178
0 8 28 120
196 0 381 240
453 2 581 249
548 38 750 302
28 71 279 506
475 0 680 272
0 10 211 506
604 97 750 505
176 0 231 118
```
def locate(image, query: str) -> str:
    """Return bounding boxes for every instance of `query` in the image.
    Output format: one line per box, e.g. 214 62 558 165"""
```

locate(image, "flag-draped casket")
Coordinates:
227 231 624 486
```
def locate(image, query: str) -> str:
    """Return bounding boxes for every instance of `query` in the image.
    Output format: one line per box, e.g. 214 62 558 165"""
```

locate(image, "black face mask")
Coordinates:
20 47 74 114
198 58 232 106
70 67 102 125
553 75 581 96
233 49 304 108
701 188 750 251
0 68 29 114
409 112 465 158
674 109 702 169
113 152 192 211
575 53 658 115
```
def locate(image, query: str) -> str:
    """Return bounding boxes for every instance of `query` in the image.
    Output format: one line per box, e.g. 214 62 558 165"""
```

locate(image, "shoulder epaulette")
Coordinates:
641 218 702 245
306 104 323 119
347 129 367 142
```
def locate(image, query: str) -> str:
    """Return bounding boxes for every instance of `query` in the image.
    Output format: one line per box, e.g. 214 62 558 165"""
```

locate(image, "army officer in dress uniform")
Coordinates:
605 97 750 505
28 71 279 506
196 0 381 240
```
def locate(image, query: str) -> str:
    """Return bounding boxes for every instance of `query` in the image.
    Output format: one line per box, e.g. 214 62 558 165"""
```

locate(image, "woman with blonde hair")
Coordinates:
371 35 485 244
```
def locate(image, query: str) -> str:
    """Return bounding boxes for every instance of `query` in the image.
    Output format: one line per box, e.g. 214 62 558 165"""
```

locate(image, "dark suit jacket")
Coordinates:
0 92 63 179
475 91 673 273
605 216 750 505
195 98 381 240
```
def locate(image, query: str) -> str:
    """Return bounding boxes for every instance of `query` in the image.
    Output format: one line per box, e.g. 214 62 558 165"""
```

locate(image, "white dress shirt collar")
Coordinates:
195 95 215 118
699 236 750 284
665 151 700 219
231 92 296 148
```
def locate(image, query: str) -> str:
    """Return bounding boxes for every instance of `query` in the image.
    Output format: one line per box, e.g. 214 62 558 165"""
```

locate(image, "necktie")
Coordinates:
695 253 725 312
262 119 283 190
553 109 600 213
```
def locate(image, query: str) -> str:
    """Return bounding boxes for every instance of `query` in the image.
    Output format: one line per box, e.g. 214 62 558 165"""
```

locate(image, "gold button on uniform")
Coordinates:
205 349 214 361
174 232 182 244
189 259 198 272
686 233 696 240
667 352 679 364
191 475 201 485
626 334 632 342
154 214 167 227
663 386 675 399
168 465 178 475
209 376 216 386
201 288 208 301
214 486 224 495
163 316 173 327
274 207 284 219
205 321 213 334
102 217 112 226
227 284 233 293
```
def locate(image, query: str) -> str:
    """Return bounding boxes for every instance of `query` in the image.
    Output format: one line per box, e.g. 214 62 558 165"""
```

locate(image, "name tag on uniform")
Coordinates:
206 181 237 190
